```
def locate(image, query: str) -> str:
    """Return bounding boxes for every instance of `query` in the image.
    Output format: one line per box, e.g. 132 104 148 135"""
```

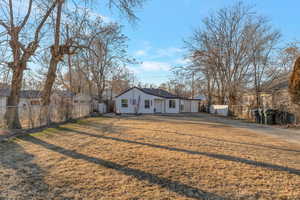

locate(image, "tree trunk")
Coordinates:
255 90 261 109
41 57 60 125
4 67 25 129
97 86 104 103
228 87 238 116
40 0 63 125
228 91 238 106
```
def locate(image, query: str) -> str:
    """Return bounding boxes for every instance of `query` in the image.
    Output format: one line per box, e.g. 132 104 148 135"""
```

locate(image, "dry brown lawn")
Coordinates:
0 114 299 200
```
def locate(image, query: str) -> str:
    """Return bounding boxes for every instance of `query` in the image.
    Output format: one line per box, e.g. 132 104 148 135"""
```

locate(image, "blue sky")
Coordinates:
105 0 300 85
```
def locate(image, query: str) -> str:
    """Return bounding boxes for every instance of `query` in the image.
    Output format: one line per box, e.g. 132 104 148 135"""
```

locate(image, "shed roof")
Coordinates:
0 89 74 99
0 89 42 98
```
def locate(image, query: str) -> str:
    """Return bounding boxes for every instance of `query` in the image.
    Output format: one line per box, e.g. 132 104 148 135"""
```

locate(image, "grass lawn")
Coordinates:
0 115 299 200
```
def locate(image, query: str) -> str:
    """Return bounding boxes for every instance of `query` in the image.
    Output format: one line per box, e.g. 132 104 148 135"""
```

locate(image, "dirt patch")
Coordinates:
0 115 299 200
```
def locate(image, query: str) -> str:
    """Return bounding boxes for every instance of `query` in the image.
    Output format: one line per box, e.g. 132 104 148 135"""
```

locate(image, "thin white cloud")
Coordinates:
127 66 141 74
155 47 184 58
141 61 171 71
134 50 147 56
133 43 184 60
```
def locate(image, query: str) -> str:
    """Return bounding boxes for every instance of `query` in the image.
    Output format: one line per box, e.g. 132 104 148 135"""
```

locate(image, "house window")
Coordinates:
145 100 150 109
169 100 176 108
121 99 128 108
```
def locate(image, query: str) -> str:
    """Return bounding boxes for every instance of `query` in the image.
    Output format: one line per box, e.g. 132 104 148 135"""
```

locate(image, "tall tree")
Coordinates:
0 0 58 128
278 42 300 73
41 0 145 124
40 2 91 124
185 2 280 107
248 19 281 108
83 20 133 103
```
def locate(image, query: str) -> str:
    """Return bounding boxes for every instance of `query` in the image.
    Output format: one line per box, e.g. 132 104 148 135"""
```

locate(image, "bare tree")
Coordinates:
40 0 145 124
83 20 133 103
109 66 136 99
278 41 300 73
0 0 58 128
41 3 92 124
185 2 281 108
248 19 281 108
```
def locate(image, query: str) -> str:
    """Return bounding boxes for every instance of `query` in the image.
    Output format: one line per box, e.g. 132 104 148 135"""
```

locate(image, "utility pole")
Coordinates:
191 71 195 99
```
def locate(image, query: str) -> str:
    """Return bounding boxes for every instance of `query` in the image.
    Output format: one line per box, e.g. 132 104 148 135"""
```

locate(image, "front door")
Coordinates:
154 99 163 113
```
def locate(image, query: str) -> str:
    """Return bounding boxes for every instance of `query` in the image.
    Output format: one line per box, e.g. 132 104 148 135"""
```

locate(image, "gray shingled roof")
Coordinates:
0 90 42 98
53 90 74 97
116 87 182 99
20 90 42 98
0 89 76 99
140 88 180 98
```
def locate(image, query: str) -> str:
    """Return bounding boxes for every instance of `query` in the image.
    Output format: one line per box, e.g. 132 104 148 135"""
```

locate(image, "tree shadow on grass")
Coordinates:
120 114 300 142
83 120 300 154
19 135 226 200
58 127 300 176
122 125 300 154
0 141 70 200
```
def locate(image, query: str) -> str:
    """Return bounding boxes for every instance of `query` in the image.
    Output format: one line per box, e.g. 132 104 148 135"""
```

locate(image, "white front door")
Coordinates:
154 99 163 113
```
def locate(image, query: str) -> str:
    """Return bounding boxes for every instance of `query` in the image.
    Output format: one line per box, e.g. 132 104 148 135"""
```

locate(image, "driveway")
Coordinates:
0 114 299 199
153 113 300 144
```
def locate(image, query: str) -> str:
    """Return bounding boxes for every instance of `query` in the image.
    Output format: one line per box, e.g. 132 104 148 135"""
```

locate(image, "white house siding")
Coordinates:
116 88 164 114
210 105 229 116
165 99 180 114
180 100 191 113
0 97 39 116
0 97 6 120
115 88 201 114
191 100 199 113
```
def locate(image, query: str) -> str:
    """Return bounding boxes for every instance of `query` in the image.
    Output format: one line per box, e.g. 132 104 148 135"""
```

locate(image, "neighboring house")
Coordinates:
0 89 92 113
0 89 42 108
0 89 92 127
194 95 206 101
0 89 43 122
115 87 200 114
91 89 118 112
241 74 292 111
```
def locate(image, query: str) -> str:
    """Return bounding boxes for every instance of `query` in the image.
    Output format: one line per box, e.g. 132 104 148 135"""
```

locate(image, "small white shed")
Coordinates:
210 105 229 116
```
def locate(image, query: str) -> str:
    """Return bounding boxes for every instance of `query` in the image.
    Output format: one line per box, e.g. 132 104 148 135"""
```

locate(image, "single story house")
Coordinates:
115 87 201 114
241 74 291 110
0 89 43 124
0 89 92 114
